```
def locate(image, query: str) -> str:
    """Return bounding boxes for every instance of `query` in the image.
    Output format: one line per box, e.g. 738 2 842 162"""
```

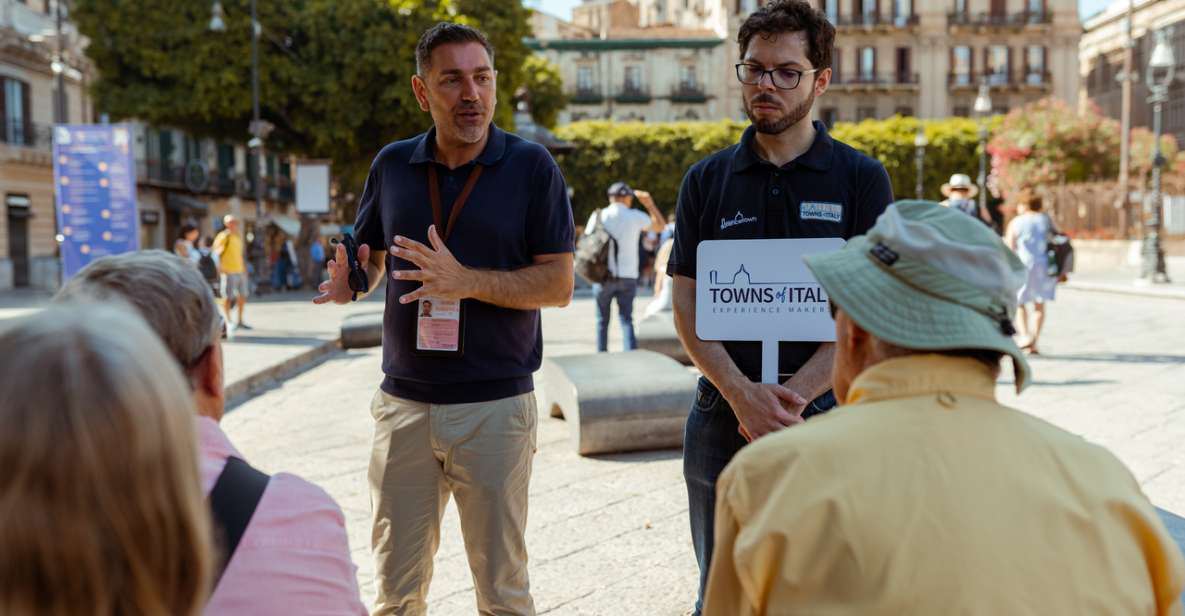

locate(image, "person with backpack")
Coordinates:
197 236 221 298
1005 188 1059 355
57 251 367 616
580 181 666 352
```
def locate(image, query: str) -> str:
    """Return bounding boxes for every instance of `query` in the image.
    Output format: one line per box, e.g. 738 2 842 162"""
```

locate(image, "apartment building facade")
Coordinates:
529 4 728 123
533 0 1080 125
0 0 297 291
1080 0 1185 149
1 0 90 290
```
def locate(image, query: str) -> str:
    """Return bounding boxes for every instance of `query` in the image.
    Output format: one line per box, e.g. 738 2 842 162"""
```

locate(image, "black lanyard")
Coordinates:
427 164 484 242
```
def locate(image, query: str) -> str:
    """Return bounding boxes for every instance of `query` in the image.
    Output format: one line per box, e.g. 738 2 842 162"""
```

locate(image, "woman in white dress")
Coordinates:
1004 190 1057 354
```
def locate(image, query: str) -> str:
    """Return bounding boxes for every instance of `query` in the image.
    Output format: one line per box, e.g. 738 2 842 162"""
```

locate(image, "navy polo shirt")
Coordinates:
354 125 575 404
668 121 894 381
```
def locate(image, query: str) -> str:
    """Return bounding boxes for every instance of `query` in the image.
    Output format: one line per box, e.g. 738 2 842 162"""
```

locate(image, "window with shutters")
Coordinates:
824 0 839 22
986 45 1009 85
1 78 32 146
1026 46 1046 84
952 46 972 85
859 47 876 81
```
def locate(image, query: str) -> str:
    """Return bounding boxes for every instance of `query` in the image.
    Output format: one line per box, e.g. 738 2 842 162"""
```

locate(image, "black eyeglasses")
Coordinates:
735 64 818 90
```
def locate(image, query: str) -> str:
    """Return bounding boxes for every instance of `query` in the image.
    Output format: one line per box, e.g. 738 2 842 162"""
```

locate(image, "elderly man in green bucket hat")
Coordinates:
702 201 1184 615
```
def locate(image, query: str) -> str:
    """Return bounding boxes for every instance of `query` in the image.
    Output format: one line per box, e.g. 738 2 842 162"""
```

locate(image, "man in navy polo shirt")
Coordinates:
666 2 894 613
314 23 574 616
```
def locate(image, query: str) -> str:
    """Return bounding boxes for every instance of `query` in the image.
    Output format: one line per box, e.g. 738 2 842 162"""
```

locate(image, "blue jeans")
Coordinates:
683 377 837 615
593 278 638 352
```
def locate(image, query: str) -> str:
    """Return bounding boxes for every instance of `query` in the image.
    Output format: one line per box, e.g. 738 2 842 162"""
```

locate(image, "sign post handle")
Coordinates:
761 339 778 385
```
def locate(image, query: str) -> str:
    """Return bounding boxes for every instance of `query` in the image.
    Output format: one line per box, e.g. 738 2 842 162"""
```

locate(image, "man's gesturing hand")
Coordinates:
389 225 474 304
726 381 808 442
313 241 371 305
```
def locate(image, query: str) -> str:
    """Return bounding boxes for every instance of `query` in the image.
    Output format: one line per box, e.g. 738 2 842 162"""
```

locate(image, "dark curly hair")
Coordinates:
415 22 495 76
738 0 835 71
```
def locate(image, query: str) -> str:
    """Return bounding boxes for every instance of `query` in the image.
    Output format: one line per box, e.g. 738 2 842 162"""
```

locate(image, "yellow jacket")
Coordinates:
704 354 1184 616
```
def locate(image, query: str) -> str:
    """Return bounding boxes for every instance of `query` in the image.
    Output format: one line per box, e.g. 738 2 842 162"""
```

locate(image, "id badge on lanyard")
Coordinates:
412 163 483 357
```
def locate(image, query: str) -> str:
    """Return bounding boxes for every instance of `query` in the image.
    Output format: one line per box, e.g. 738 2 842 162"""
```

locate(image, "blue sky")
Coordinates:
526 0 1113 23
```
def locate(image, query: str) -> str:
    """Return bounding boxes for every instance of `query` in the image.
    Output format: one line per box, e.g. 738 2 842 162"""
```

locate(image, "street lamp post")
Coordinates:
210 0 264 225
973 84 993 221
1140 27 1176 284
914 125 928 200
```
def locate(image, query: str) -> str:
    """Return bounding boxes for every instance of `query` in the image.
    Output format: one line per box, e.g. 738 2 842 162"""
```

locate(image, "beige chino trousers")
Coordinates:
369 389 538 616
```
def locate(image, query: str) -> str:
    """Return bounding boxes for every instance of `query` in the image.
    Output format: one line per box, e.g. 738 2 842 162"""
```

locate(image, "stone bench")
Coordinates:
340 311 384 349
537 350 697 456
635 312 690 365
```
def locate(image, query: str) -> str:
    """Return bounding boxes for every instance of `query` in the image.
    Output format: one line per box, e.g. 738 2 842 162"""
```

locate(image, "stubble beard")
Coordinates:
745 89 816 135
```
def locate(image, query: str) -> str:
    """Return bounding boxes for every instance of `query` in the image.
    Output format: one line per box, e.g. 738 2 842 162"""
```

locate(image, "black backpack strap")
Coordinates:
208 456 270 590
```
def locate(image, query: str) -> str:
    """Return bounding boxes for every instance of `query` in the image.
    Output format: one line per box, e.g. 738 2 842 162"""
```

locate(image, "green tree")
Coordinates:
519 54 567 129
72 0 530 193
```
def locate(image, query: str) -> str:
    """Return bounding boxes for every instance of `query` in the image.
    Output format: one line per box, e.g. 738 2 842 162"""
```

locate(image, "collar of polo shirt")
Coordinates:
409 124 509 167
732 120 835 174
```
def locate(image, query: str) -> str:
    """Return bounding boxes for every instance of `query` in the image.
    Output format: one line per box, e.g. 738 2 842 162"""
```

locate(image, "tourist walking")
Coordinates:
584 182 666 352
1005 189 1057 354
940 173 993 225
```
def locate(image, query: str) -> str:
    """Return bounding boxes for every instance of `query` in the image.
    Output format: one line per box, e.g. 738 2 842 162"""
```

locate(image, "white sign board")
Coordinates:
295 162 331 214
696 238 845 383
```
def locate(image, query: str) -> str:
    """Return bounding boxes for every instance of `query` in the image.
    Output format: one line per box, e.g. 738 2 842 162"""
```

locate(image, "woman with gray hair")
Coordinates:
55 249 367 615
0 303 213 616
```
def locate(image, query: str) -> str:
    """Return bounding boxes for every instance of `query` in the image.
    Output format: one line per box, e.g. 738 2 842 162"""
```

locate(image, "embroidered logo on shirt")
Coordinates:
800 201 843 223
720 211 758 231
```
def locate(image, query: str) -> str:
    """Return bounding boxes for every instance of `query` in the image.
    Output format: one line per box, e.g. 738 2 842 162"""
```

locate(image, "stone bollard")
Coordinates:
340 311 384 349
538 350 698 456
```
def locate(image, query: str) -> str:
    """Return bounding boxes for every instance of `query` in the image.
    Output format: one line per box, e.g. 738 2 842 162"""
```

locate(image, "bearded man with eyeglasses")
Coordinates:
664 2 896 613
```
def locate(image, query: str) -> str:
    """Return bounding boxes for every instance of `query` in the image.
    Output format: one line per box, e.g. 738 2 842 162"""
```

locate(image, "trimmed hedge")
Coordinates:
554 116 1001 224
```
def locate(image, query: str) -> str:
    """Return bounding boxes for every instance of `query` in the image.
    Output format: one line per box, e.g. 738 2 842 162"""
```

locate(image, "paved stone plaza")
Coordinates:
218 288 1184 614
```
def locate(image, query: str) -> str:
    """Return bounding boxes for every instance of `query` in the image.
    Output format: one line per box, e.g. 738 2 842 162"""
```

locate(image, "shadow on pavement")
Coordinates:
227 334 331 347
1036 354 1185 365
592 448 682 464
1001 379 1118 388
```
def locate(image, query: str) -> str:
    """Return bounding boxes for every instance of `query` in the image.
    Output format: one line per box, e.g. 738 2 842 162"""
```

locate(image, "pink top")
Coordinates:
197 417 367 615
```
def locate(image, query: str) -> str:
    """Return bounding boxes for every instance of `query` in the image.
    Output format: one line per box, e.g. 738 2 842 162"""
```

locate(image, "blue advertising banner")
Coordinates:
52 124 139 279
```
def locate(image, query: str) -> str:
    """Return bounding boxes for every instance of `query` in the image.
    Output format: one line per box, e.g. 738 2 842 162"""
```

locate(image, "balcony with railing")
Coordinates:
615 84 651 104
947 10 1050 28
830 72 921 89
835 13 918 28
947 71 1022 88
1 120 53 151
1021 70 1053 88
570 86 604 104
670 83 709 103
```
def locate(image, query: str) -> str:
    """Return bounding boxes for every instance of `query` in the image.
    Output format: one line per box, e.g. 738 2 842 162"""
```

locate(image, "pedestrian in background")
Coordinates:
584 182 666 352
704 201 1185 615
175 222 201 263
0 304 213 616
58 250 367 616
213 215 251 332
1005 188 1057 354
940 173 994 226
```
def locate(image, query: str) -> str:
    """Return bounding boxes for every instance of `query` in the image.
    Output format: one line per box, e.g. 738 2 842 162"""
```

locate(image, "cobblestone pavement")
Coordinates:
224 287 1183 615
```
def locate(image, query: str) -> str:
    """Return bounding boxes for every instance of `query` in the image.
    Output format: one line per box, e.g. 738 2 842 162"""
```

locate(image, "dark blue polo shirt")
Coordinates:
668 121 894 381
354 125 575 404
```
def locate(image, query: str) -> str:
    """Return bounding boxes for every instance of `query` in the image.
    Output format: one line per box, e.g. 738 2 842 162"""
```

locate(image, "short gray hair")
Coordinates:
55 250 221 378
415 22 494 76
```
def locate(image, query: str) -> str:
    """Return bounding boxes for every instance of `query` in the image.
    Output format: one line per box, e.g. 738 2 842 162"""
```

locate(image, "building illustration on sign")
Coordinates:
706 265 828 308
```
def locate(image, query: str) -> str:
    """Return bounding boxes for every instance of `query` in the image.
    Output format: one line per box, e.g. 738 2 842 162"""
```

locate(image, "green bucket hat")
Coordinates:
803 200 1032 392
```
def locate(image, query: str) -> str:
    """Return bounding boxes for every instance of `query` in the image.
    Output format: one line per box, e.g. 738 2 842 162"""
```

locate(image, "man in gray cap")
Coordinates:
702 201 1184 615
583 181 666 351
